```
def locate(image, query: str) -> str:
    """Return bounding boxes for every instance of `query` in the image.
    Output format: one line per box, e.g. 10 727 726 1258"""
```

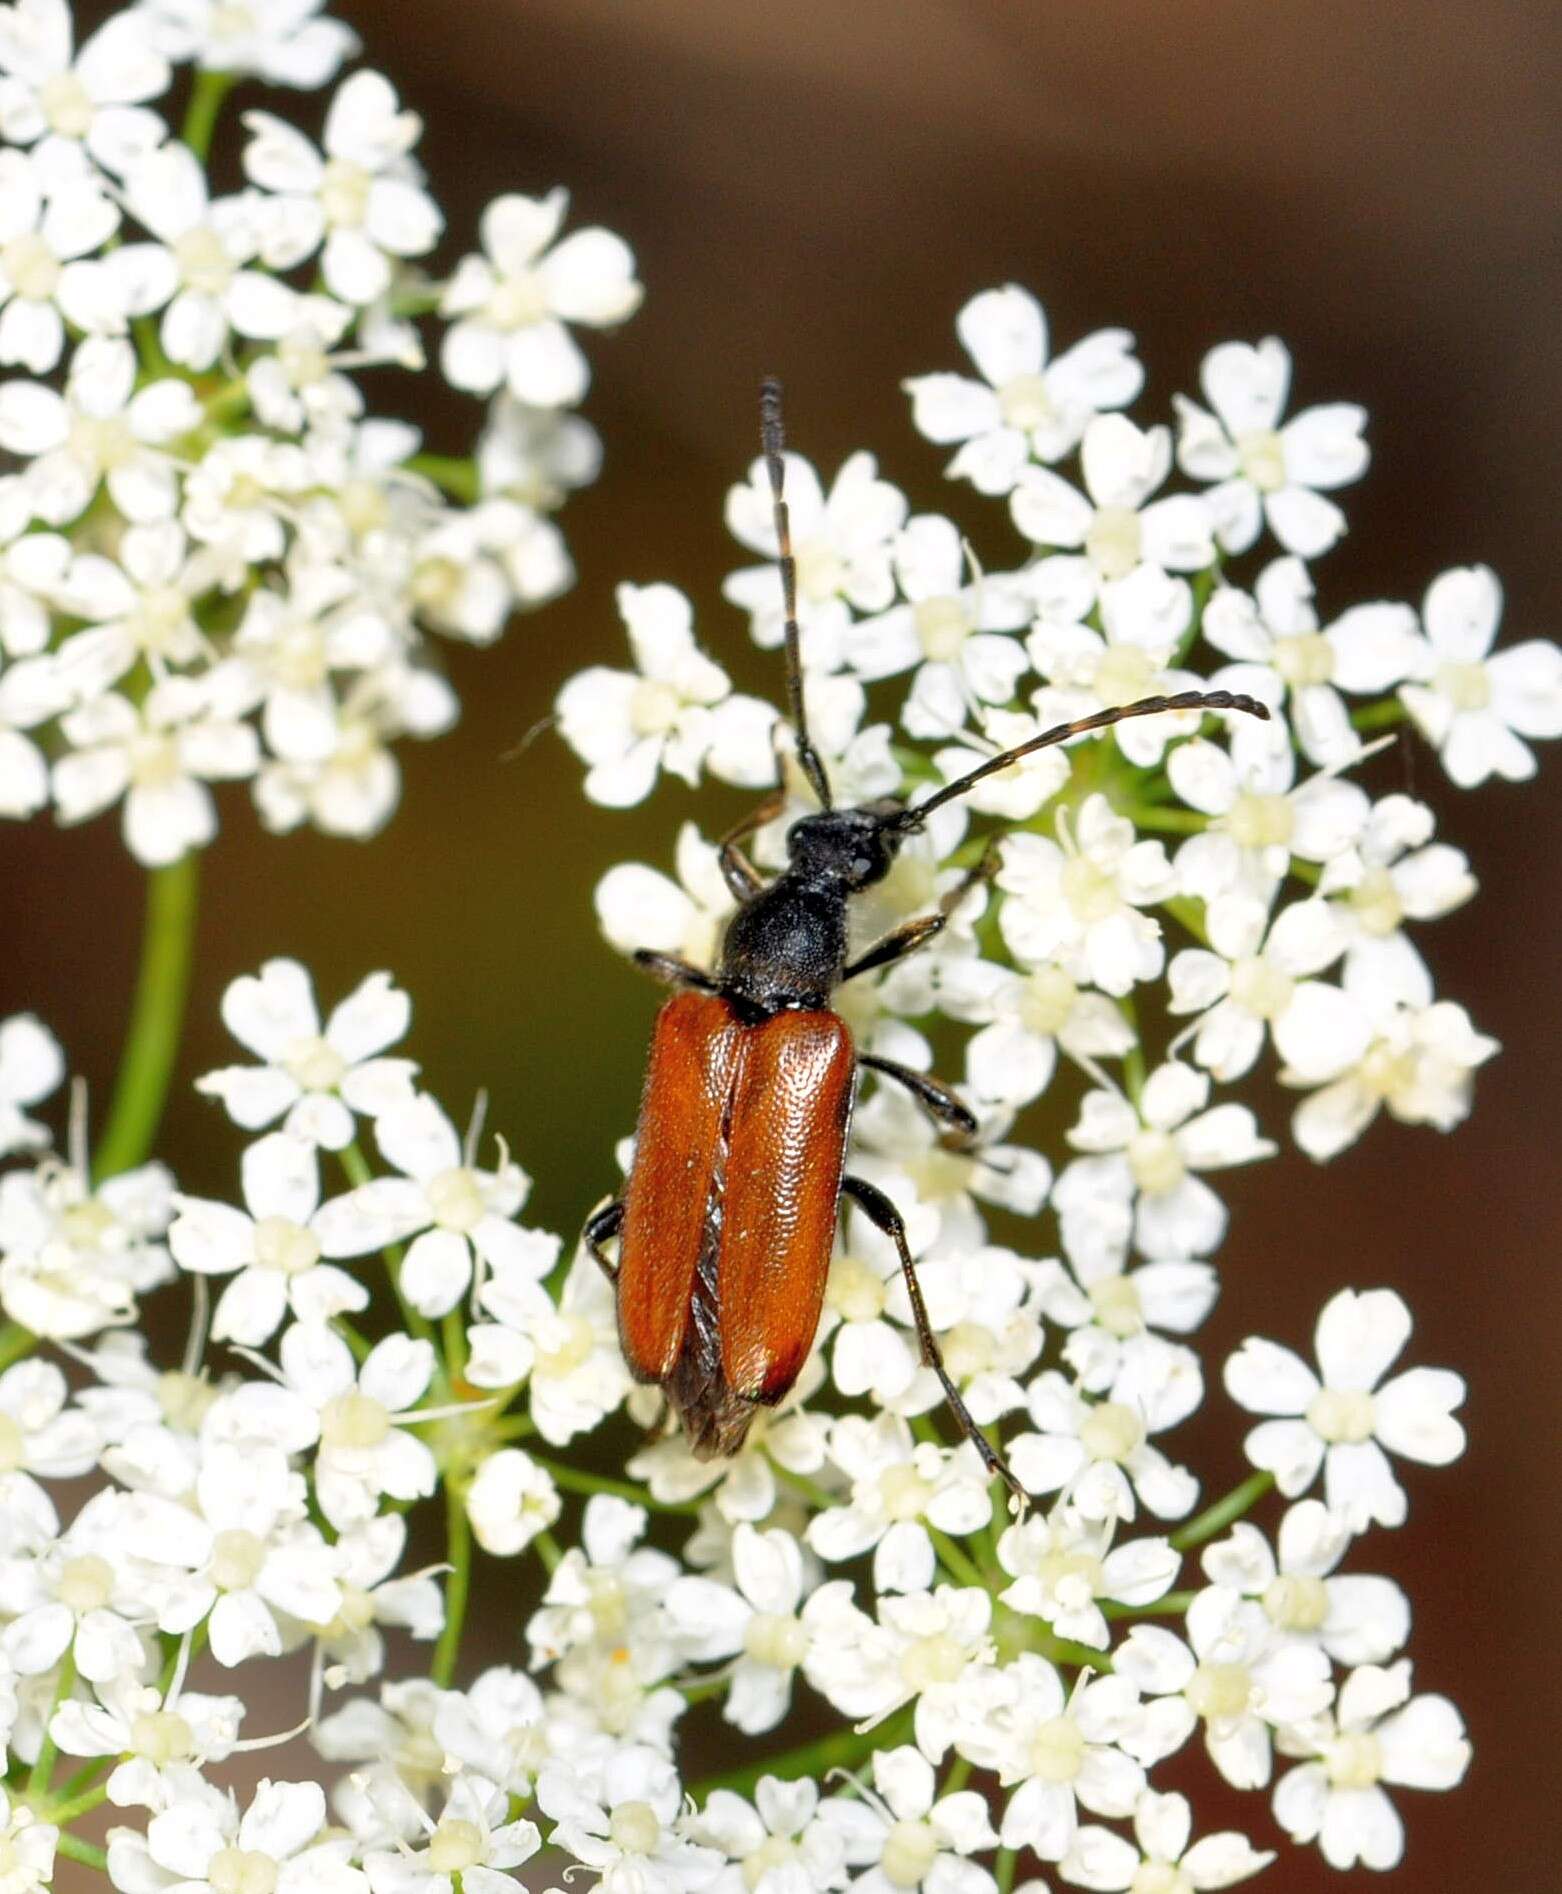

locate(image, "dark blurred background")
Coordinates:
10 1 1560 1884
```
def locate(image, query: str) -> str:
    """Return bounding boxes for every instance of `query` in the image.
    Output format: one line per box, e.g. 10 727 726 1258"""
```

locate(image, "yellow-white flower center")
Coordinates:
1061 855 1119 925
337 475 387 533
1262 1572 1330 1632
130 1709 194 1766
1187 1659 1254 1725
0 1413 25 1473
323 1581 375 1635
209 1526 268 1592
1078 1400 1144 1464
609 1801 662 1858
1019 964 1077 1037
1230 953 1295 1021
827 1253 886 1322
208 1848 278 1894
1029 1713 1086 1783
1349 866 1403 938
71 412 135 470
1307 1386 1376 1444
158 1368 216 1430
253 1215 320 1276
1085 505 1143 583
487 268 549 330
40 73 94 139
899 1631 965 1691
1128 1128 1184 1195
319 158 371 229
906 1146 974 1203
1325 1730 1383 1789
128 728 182 789
794 541 846 604
1434 659 1491 713
1236 428 1286 493
3 232 59 300
320 1389 392 1450
882 1821 940 1890
997 373 1055 433
1088 1272 1143 1337
210 4 258 44
1271 631 1334 688
1038 1545 1104 1602
271 620 328 690
428 1819 485 1874
59 1198 118 1251
282 1033 346 1092
1132 1864 1190 1894
939 1320 993 1380
743 1610 808 1670
59 1553 115 1613
128 585 195 658
630 677 683 736
535 1313 596 1379
1226 791 1294 851
1093 641 1158 706
411 556 464 617
742 1836 800 1892
427 1165 486 1233
1358 1039 1419 1103
175 225 234 296
914 595 972 663
879 1461 934 1522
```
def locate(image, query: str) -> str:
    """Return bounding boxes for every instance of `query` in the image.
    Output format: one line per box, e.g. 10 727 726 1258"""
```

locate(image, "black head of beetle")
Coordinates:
783 801 906 890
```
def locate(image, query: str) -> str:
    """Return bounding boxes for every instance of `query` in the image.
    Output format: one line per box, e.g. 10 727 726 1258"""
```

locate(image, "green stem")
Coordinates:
1124 805 1208 835
526 1452 703 1516
407 454 480 504
690 1704 916 1801
1351 698 1408 733
27 1651 75 1795
181 69 236 163
1171 1471 1275 1550
927 1527 988 1590
41 1783 108 1828
995 1848 1016 1894
430 1484 472 1688
94 856 200 1182
0 1323 35 1373
53 1833 108 1873
1104 1589 1196 1619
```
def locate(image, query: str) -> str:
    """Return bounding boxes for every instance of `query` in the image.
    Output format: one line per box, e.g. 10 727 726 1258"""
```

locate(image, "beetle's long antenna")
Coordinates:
894 690 1272 828
760 376 833 811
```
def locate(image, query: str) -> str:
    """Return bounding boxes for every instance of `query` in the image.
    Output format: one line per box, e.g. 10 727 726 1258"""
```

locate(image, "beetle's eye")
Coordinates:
852 856 871 878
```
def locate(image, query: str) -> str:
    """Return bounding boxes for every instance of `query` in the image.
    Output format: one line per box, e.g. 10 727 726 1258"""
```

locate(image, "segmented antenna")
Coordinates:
896 690 1272 827
760 377 833 811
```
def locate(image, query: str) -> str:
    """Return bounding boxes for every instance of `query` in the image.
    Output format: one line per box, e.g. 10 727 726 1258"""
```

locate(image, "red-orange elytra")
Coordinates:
584 381 1272 1502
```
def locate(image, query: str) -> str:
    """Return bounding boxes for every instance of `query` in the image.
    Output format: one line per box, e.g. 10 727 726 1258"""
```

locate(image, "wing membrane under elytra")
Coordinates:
617 991 746 1383
718 1009 854 1404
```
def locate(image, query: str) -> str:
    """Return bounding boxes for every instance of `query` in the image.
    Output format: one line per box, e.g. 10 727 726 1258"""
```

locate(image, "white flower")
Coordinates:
0 1358 99 1489
1272 1660 1470 1871
1059 1789 1272 1891
302 1514 443 1685
997 796 1177 998
0 1788 55 1894
1282 999 1498 1160
905 285 1143 492
1399 564 1562 786
1007 1370 1198 1523
557 581 777 806
0 648 66 816
539 1746 721 1894
1202 1500 1410 1667
1175 338 1368 556
520 1254 630 1446
0 149 122 371
117 142 298 369
432 1664 550 1797
595 822 736 967
465 1447 561 1558
954 1654 1144 1861
841 515 1030 738
830 1747 998 1894
364 1770 540 1894
48 1672 242 1811
0 0 169 184
996 1506 1179 1650
0 1490 147 1683
1036 1228 1219 1400
0 335 200 525
105 1774 363 1894
0 1013 63 1156
1011 416 1215 613
941 954 1134 1113
197 960 417 1152
0 1153 173 1339
53 675 259 865
134 0 360 88
688 1777 849 1894
1056 1062 1275 1262
52 520 213 701
1167 892 1366 1083
1200 557 1421 770
243 70 442 305
664 1523 814 1734
478 394 601 509
441 188 641 405
1113 1592 1333 1789
724 450 906 661
314 1093 528 1318
1224 1286 1466 1528
169 1131 366 1344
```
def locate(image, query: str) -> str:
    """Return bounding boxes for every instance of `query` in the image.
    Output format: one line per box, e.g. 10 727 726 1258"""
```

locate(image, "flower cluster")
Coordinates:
0 181 1524 1894
0 0 639 863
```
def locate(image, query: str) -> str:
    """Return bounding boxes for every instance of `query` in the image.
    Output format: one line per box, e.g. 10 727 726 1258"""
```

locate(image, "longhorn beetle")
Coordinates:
585 379 1269 1502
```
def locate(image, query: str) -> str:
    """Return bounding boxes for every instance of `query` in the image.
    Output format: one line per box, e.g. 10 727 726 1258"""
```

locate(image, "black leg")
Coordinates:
717 789 785 901
632 950 718 993
840 1174 1027 1510
858 1054 978 1149
842 839 1000 984
584 1199 624 1284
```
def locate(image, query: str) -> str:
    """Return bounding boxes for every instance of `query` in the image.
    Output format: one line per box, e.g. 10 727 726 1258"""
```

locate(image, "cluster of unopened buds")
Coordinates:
1 3 1552 1889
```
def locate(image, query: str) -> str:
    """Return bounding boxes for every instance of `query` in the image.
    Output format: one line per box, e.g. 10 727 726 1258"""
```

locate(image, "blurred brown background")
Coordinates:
11 1 1561 1885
